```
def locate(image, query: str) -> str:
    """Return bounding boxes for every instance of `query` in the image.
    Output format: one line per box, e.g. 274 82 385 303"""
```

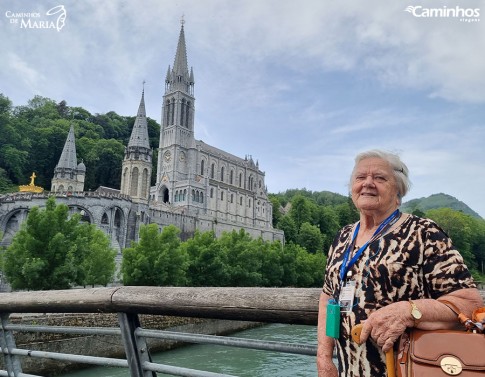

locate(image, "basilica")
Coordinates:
0 23 283 257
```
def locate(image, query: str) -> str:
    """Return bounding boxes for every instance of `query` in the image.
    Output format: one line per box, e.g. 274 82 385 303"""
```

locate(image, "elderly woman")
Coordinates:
316 150 483 377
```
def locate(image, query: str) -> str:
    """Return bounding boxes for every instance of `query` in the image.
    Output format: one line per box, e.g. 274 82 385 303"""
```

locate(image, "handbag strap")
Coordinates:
438 299 483 332
438 299 475 329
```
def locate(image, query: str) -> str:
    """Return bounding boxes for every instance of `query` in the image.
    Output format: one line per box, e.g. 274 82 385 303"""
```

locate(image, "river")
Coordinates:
61 324 317 377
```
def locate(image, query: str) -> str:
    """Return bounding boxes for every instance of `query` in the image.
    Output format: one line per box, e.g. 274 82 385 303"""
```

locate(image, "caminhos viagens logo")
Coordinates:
5 5 67 31
405 5 480 22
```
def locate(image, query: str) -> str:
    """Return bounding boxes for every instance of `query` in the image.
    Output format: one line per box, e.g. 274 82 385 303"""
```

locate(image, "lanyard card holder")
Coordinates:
326 299 340 339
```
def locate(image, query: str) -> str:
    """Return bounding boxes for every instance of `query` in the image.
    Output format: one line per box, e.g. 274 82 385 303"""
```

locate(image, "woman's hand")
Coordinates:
317 357 338 377
359 301 413 353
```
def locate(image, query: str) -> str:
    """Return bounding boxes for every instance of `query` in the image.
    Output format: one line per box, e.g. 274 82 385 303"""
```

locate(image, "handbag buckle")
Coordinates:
440 357 463 375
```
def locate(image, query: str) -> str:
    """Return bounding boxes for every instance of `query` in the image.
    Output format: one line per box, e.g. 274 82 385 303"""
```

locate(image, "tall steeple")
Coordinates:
165 19 194 96
155 19 197 201
57 125 78 170
120 86 153 203
128 85 150 149
51 125 85 193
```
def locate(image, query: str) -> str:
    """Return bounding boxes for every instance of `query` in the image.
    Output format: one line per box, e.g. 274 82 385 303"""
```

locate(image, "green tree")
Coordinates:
289 195 313 229
183 230 229 286
121 224 187 286
297 222 324 254
317 206 341 253
335 200 359 227
278 216 298 243
2 197 115 290
426 208 477 271
0 167 16 193
75 223 117 287
259 239 284 287
219 229 262 287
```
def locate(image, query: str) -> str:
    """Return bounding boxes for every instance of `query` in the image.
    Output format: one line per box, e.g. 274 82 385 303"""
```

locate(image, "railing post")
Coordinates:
0 313 24 376
118 312 155 377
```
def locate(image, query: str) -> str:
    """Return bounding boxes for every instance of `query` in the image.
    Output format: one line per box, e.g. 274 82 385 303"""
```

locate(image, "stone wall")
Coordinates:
2 313 260 376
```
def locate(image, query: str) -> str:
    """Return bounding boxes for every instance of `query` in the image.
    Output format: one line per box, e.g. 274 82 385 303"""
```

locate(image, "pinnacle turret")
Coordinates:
56 125 78 170
165 23 194 95
51 124 85 192
128 88 150 149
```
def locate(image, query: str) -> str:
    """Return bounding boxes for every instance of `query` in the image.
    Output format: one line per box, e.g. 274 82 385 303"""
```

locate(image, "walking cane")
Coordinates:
351 324 396 377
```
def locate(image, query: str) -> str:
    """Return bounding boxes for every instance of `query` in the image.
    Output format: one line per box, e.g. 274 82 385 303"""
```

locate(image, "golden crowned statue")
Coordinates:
19 172 44 193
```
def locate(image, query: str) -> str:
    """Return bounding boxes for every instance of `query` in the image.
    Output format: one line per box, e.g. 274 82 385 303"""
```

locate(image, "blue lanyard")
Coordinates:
339 209 400 281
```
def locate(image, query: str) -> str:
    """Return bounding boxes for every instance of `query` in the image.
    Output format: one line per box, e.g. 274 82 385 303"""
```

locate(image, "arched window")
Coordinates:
130 167 139 196
142 169 148 198
185 101 191 128
170 99 175 125
200 193 204 204
210 188 214 198
180 99 186 126
183 189 187 201
240 197 243 205
101 213 109 224
211 164 215 179
161 187 169 203
192 189 195 202
221 191 224 201
200 160 205 176
230 170 234 184
231 194 234 203
165 100 170 126
221 167 224 182
239 173 243 188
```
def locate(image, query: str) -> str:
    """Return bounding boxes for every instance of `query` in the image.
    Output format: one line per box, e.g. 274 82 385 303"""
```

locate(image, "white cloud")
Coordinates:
6 52 45 93
1 0 484 217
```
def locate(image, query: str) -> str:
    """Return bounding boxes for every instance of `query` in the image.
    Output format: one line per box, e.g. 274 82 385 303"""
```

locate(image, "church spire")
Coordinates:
165 19 194 95
120 85 153 203
128 83 150 150
51 124 85 193
56 124 78 169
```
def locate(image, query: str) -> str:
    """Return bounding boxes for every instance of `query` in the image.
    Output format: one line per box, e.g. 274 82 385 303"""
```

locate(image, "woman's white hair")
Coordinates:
350 149 411 200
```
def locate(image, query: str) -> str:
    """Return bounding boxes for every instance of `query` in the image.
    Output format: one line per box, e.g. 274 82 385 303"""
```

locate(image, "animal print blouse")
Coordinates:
322 213 476 377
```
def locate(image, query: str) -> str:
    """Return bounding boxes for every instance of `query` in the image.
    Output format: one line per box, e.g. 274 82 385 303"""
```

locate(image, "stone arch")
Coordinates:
0 209 28 246
114 208 122 227
160 186 169 204
68 205 93 223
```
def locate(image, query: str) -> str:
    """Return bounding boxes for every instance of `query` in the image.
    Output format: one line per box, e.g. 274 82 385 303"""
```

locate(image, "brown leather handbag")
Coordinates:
396 301 485 377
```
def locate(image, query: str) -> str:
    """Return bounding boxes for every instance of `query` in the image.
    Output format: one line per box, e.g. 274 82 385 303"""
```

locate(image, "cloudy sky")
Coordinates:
1 0 485 217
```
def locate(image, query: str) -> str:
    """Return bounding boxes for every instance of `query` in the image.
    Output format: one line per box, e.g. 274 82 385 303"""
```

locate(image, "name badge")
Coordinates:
338 280 355 313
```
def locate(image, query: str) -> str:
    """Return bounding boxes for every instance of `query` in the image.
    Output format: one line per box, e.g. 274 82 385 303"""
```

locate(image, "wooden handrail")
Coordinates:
0 287 322 325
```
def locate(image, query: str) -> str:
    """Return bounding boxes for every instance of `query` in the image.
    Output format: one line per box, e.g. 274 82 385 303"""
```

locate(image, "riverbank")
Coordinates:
3 313 261 376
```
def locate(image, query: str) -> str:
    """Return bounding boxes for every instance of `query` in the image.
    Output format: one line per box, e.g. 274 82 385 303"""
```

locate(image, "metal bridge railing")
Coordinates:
0 287 321 377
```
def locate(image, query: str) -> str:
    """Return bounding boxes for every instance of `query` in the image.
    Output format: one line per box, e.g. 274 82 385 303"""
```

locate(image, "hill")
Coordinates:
401 193 481 219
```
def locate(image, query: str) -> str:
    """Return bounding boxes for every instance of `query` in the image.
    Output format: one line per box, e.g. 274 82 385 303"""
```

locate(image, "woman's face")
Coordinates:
351 157 400 214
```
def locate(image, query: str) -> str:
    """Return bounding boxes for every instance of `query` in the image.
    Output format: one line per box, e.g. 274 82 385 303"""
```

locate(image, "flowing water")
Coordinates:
60 324 317 377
